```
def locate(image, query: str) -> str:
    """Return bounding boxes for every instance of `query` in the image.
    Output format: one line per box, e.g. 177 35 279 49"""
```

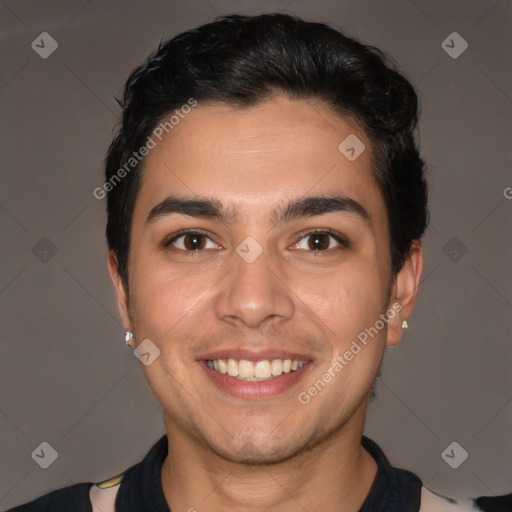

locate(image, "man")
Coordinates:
9 12 511 512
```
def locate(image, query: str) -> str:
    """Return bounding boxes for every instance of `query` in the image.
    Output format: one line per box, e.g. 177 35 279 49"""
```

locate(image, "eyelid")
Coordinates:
293 228 349 249
162 229 220 250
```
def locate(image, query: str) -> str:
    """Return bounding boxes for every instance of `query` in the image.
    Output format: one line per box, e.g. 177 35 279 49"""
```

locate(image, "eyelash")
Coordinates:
162 228 349 254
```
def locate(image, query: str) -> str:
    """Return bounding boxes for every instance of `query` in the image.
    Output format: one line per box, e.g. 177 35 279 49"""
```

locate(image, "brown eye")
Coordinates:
165 231 220 252
294 230 348 251
182 233 206 250
307 233 330 250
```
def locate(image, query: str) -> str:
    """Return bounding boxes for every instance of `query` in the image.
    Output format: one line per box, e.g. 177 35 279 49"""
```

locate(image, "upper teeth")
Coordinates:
206 358 306 380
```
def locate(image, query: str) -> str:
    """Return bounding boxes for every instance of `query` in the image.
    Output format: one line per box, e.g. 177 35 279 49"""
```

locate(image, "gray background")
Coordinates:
1 0 511 509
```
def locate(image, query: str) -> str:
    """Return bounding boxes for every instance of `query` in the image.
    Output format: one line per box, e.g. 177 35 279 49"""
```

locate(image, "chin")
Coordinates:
214 440 304 466
206 428 313 466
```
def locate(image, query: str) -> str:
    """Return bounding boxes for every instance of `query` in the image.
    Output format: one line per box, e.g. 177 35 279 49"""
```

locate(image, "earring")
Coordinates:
125 331 133 347
401 320 408 329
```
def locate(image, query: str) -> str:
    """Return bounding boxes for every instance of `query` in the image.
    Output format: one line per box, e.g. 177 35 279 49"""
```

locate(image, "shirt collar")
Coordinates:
116 434 422 512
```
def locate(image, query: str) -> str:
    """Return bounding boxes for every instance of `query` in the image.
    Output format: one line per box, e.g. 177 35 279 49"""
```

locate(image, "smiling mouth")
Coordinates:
204 358 307 381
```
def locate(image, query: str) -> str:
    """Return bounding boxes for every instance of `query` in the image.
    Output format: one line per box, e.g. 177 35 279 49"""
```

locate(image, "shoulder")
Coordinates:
361 436 512 512
5 473 125 512
5 434 168 512
5 482 93 512
420 486 512 512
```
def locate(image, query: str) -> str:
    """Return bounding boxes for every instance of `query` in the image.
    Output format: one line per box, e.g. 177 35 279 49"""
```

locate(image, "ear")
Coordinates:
107 250 132 331
386 240 423 347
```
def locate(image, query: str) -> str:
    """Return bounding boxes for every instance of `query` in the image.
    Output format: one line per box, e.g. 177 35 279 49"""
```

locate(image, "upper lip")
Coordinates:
197 349 313 363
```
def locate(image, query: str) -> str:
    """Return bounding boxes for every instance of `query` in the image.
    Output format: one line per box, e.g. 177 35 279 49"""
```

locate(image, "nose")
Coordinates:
214 242 295 330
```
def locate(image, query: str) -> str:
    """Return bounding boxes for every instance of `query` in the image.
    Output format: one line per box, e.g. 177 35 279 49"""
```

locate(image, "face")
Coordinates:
109 95 421 464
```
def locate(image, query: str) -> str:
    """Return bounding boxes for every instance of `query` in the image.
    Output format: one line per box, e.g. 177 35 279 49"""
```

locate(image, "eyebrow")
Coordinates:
145 194 370 226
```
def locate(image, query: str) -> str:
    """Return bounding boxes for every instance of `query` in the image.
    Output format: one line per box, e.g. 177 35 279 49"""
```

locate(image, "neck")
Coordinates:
160 404 377 512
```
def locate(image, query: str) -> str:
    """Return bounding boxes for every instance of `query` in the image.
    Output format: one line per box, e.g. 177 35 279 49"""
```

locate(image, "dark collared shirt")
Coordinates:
7 434 512 511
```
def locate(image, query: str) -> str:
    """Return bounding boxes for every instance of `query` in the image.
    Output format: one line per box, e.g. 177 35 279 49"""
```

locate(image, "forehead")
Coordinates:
133 96 387 231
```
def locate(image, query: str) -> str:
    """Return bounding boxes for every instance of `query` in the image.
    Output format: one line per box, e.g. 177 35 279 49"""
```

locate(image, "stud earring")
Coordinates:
401 320 408 329
125 331 133 347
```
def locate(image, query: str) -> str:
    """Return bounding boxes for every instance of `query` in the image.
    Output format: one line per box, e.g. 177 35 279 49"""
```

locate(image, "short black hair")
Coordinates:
105 12 429 289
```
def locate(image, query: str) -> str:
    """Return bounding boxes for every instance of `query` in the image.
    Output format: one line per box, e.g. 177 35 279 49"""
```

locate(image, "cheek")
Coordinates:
292 259 386 343
129 254 211 342
294 257 388 401
296 265 387 410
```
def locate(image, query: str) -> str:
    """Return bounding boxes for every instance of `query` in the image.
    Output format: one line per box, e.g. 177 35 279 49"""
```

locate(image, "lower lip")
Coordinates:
198 361 311 399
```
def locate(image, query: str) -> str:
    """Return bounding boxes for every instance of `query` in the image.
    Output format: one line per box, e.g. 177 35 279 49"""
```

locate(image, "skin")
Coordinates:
108 95 423 512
